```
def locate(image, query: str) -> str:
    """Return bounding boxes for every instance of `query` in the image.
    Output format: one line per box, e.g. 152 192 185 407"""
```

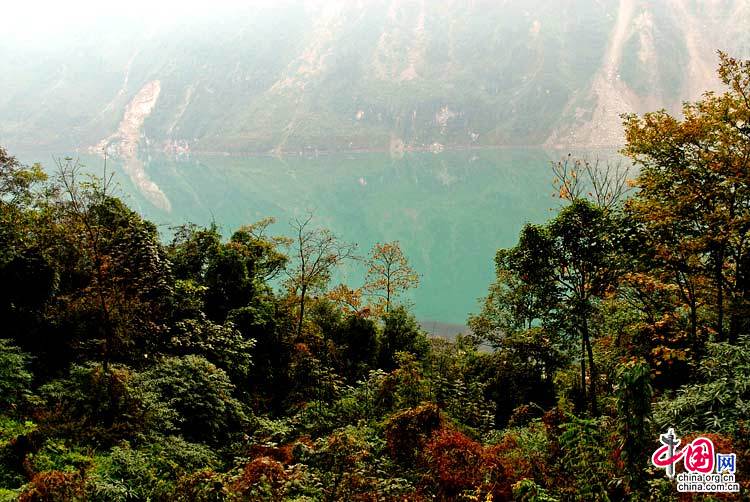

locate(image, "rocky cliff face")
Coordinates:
1 0 748 155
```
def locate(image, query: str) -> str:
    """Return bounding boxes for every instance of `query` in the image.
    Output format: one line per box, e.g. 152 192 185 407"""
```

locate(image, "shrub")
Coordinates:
37 363 176 443
483 425 549 500
134 355 247 443
512 478 559 502
173 469 229 502
384 403 441 463
557 415 621 501
0 418 36 489
230 457 288 500
653 337 750 436
0 340 32 411
302 426 412 502
18 470 85 502
25 439 92 475
87 437 219 502
423 428 484 497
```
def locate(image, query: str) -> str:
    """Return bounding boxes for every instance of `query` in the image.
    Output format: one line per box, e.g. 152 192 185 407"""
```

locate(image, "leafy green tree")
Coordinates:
135 356 246 443
167 318 254 387
332 313 379 382
168 219 288 323
469 330 562 426
479 200 618 414
378 306 429 371
205 221 288 322
228 298 293 411
468 242 559 346
167 223 221 284
0 150 59 368
547 200 620 414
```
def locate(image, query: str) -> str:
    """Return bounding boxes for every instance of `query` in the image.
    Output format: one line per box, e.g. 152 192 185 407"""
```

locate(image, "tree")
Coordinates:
623 51 750 343
230 217 290 282
549 201 620 415
53 158 172 371
168 219 289 323
0 148 57 356
468 244 559 347
135 355 246 443
330 313 379 382
488 200 618 415
284 213 356 338
363 241 419 314
327 283 364 314
167 223 221 283
551 154 633 211
472 329 562 426
378 306 429 370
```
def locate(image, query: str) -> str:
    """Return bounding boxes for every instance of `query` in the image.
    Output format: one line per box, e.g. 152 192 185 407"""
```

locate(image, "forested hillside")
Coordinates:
1 54 750 501
1 0 749 154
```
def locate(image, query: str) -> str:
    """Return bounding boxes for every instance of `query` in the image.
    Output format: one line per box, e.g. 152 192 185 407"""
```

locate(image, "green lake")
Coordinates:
22 148 568 331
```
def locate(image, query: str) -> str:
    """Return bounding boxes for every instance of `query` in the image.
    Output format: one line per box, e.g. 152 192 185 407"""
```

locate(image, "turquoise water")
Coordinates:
23 148 563 326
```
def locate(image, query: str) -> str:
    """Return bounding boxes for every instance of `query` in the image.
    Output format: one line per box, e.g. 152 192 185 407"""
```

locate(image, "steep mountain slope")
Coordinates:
1 0 748 155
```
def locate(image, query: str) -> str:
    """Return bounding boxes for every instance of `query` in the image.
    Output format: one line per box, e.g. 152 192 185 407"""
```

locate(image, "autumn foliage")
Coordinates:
2 53 750 501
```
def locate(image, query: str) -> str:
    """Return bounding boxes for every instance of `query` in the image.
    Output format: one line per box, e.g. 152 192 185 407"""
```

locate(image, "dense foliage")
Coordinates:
1 53 749 501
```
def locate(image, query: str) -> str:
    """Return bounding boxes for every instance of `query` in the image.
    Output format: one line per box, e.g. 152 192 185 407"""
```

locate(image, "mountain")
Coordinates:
1 0 749 155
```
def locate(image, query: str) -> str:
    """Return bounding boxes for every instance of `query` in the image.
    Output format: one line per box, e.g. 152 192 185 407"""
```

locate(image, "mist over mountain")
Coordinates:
2 0 749 155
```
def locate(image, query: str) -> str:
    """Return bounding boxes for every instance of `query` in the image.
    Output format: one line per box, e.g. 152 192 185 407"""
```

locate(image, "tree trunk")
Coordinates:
689 300 698 349
583 318 598 416
385 274 391 313
297 284 307 338
729 251 750 344
580 335 587 411
715 250 725 342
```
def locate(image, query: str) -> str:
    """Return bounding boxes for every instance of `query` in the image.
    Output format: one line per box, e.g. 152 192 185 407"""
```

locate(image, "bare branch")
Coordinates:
552 154 635 210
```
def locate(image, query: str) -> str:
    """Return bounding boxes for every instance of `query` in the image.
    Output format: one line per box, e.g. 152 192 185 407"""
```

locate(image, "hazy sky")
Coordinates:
4 0 321 41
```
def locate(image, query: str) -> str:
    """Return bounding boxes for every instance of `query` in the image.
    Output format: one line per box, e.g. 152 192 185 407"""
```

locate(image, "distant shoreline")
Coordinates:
419 320 470 340
12 142 622 160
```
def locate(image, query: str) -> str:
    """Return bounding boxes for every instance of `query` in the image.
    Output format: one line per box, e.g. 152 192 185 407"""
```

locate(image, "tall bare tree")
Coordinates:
552 155 634 212
284 213 356 338
56 157 118 373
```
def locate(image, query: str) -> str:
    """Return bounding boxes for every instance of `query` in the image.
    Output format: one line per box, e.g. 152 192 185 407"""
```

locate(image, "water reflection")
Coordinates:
27 148 570 325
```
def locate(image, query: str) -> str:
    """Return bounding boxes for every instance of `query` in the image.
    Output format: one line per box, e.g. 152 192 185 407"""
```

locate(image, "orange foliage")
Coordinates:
231 456 288 498
483 434 536 500
246 443 295 465
424 429 484 496
18 471 85 502
384 403 442 463
418 426 550 501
